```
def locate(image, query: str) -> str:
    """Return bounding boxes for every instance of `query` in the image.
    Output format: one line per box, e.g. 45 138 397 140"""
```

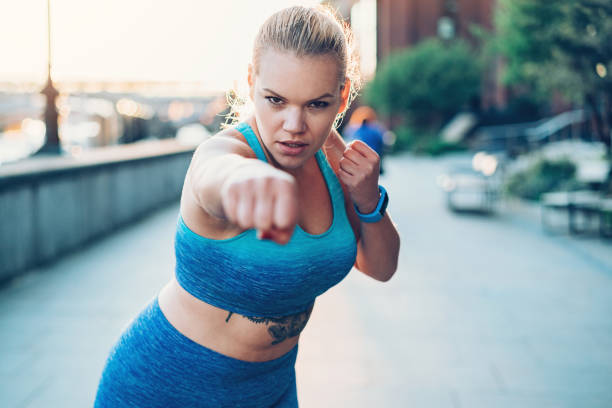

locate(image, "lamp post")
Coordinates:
437 0 457 42
38 0 61 155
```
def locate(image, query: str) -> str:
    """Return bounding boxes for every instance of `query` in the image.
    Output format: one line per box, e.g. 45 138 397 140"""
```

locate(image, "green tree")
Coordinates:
494 0 612 156
364 39 481 132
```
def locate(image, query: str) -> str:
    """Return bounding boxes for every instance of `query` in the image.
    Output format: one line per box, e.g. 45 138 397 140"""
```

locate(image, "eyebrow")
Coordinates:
262 88 334 101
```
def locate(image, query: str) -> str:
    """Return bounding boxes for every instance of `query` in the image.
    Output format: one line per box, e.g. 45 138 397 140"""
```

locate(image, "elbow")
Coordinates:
377 263 397 282
357 233 400 282
360 261 397 282
378 240 400 282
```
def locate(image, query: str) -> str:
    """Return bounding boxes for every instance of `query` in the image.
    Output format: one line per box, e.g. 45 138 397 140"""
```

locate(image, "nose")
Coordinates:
282 106 305 134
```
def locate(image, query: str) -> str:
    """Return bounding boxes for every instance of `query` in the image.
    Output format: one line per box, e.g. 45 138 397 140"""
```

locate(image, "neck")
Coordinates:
284 156 317 180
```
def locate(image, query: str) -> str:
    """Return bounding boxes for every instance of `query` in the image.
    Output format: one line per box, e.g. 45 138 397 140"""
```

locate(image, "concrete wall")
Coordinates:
0 140 195 283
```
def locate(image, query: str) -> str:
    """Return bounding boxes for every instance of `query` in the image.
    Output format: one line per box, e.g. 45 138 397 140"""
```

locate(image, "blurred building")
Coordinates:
375 0 494 58
376 0 504 111
332 0 506 112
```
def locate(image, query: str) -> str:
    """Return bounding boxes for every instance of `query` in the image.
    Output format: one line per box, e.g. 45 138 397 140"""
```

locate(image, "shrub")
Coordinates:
505 158 576 201
364 39 481 131
392 126 465 156
419 139 466 156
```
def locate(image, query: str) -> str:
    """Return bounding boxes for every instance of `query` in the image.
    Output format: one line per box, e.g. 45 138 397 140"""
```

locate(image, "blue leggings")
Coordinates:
94 296 299 407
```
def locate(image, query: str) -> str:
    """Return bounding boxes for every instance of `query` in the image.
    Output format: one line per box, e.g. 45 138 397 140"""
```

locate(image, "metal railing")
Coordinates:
470 109 593 156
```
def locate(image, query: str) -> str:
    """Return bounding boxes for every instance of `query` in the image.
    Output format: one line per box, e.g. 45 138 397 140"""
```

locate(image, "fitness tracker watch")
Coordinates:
354 185 388 223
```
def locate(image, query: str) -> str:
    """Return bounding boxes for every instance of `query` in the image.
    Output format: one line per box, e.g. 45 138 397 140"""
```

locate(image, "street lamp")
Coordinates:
38 0 61 155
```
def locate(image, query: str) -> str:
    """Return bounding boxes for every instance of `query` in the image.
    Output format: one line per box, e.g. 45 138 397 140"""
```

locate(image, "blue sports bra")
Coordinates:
174 122 357 317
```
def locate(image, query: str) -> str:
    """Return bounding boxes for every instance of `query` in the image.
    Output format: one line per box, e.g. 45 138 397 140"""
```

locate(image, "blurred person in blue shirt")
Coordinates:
344 106 388 174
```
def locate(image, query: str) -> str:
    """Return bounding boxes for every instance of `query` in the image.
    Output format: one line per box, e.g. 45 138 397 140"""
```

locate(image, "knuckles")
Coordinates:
341 148 379 170
222 173 298 231
228 175 295 198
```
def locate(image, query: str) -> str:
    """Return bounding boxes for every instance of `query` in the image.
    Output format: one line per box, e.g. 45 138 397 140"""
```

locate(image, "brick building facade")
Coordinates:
375 0 505 110
376 0 494 60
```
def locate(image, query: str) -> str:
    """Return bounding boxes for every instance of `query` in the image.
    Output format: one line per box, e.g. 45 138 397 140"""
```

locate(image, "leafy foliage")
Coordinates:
505 158 577 201
392 126 465 156
364 39 481 131
493 0 612 153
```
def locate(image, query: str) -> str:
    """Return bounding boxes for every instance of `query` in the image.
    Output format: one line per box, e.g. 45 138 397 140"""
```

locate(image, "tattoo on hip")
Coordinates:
225 304 314 345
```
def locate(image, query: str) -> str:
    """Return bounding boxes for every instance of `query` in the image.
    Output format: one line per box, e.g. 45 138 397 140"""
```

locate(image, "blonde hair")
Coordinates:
225 5 361 128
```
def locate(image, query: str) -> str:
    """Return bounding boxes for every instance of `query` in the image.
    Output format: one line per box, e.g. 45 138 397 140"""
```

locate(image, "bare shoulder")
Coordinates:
181 124 256 239
193 125 256 162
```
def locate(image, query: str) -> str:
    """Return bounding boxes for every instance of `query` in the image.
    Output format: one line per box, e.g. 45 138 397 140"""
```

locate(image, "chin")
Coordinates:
269 152 307 171
275 157 306 171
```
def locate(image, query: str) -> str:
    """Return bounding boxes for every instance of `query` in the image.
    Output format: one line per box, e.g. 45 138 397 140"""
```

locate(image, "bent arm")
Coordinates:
325 129 400 282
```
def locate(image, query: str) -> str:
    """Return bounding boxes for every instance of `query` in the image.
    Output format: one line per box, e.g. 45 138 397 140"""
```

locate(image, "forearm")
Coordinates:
355 213 400 282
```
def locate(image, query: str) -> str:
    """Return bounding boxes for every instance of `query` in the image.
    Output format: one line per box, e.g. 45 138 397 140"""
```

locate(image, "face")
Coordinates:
249 49 349 171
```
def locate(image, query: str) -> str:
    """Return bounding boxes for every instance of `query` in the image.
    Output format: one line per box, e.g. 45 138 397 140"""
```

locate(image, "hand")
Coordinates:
220 168 299 244
338 140 380 213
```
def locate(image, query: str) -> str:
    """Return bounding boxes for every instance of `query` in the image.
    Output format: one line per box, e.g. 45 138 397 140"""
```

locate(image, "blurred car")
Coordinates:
437 152 501 213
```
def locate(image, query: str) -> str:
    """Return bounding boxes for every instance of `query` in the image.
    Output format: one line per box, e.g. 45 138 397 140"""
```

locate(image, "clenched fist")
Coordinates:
220 167 299 245
338 140 381 214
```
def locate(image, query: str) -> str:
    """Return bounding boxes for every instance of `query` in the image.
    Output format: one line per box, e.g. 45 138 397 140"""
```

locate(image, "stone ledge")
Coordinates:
0 139 197 283
0 139 197 189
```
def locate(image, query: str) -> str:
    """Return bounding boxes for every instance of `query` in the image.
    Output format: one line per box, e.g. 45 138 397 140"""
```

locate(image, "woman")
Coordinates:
95 5 400 407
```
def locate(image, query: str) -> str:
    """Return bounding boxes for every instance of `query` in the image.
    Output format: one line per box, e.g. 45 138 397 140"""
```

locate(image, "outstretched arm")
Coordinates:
187 129 298 244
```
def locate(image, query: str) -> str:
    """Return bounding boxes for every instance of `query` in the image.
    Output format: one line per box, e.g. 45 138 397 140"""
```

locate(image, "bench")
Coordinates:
541 165 612 237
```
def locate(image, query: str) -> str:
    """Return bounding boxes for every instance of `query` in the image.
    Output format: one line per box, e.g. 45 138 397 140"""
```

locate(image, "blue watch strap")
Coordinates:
354 185 388 223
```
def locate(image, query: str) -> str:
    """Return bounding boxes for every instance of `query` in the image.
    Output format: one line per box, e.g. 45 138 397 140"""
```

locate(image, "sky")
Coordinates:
0 0 375 93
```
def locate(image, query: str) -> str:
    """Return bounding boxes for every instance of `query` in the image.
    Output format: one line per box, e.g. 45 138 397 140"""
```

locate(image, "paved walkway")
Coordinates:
1 153 611 407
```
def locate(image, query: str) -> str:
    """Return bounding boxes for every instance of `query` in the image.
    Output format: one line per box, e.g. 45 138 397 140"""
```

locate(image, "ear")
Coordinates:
248 64 255 101
338 78 351 113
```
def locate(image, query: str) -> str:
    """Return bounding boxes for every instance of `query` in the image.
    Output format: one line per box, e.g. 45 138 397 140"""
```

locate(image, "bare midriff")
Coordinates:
157 277 313 362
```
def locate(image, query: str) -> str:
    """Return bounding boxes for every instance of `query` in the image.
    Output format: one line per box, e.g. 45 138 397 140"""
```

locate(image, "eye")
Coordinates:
265 96 283 105
308 101 330 109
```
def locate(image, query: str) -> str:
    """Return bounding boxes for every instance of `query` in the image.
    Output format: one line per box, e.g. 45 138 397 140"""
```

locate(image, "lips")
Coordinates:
277 141 308 155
